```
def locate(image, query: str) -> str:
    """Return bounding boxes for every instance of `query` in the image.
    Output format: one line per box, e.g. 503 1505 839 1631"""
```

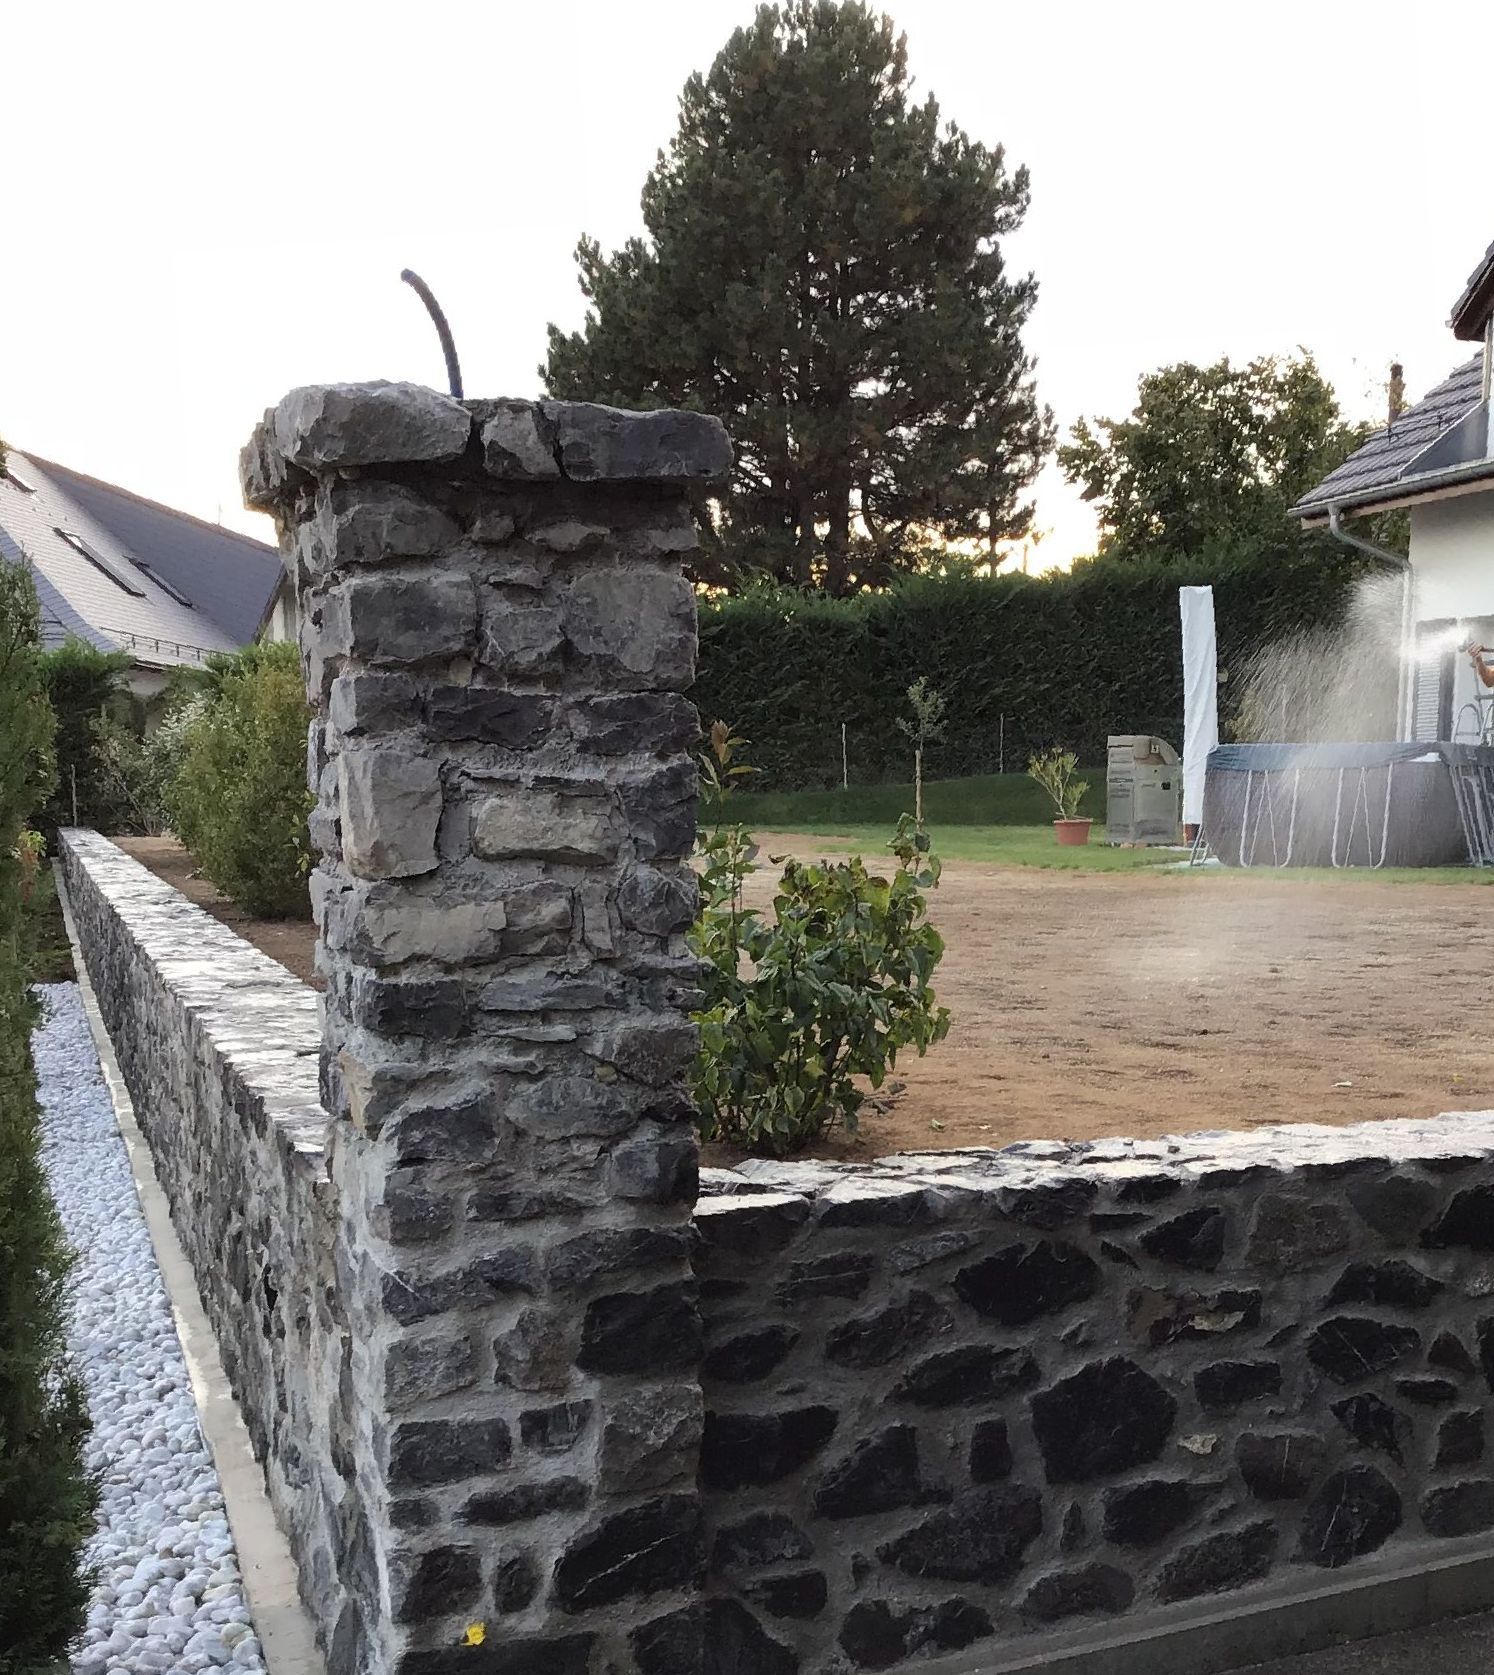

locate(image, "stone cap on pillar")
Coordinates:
240 381 733 511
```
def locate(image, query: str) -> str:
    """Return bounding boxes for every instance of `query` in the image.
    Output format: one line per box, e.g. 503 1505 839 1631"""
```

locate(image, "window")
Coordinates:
126 555 193 608
54 528 146 597
2 463 37 493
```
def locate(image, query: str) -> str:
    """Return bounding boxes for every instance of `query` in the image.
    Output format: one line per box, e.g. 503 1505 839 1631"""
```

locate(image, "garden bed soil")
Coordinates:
114 834 1494 1156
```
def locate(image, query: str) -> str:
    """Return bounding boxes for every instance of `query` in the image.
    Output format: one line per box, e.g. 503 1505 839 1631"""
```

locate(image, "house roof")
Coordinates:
1451 237 1494 342
1290 356 1491 521
0 451 281 666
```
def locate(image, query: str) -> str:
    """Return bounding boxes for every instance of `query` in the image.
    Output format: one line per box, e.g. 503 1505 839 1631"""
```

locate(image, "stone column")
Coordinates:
241 385 729 1675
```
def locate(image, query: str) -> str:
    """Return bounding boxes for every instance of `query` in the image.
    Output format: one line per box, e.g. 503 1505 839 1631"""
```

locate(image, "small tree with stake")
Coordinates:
897 677 946 826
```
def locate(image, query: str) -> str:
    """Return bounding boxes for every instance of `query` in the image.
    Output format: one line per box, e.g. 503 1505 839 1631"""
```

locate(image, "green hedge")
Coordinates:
695 546 1390 789
167 642 314 919
0 565 94 1669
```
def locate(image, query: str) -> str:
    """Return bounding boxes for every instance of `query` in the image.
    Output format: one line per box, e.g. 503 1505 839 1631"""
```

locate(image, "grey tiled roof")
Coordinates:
1290 356 1487 517
0 453 280 666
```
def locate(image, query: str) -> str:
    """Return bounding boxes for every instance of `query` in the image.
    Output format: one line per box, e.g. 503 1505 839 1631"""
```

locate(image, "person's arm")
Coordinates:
1469 645 1494 689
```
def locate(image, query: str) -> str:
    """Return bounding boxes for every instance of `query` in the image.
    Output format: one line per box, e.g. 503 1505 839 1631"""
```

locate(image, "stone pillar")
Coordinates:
241 385 730 1675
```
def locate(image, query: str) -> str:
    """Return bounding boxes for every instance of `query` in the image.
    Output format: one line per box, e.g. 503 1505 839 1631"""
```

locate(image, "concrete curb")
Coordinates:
56 863 325 1675
907 1532 1494 1675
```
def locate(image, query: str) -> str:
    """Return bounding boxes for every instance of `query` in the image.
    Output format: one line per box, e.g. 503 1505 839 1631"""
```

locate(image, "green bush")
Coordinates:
690 725 950 1156
35 639 134 835
167 643 314 919
0 563 95 1669
694 544 1393 789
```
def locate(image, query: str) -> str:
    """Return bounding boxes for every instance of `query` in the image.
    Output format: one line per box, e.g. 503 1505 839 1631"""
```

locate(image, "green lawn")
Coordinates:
734 774 1494 881
736 770 1104 830
756 822 1172 870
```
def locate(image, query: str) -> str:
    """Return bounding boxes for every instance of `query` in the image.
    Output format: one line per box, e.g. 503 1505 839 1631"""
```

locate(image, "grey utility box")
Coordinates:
1107 735 1181 845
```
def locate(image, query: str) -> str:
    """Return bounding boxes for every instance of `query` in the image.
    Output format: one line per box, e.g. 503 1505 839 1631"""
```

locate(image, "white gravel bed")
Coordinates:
33 983 268 1675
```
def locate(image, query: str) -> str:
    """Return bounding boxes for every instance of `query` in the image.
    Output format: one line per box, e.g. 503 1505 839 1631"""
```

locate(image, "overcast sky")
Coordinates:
3 0 1490 566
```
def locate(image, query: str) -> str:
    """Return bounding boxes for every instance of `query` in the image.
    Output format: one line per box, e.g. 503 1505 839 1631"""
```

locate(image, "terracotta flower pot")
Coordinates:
1053 818 1093 847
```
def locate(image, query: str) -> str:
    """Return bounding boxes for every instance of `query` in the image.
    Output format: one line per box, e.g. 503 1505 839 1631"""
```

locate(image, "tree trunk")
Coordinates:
915 747 923 825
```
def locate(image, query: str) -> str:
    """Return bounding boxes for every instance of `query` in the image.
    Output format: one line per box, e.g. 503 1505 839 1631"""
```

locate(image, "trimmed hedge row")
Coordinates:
0 564 94 1669
694 546 1388 789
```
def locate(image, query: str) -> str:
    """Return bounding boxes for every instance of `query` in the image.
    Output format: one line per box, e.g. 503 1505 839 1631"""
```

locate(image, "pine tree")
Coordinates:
544 0 1052 594
0 552 94 1673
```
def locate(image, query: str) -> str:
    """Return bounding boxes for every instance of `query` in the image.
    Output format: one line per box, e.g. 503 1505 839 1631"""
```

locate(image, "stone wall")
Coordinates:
57 832 346 1632
694 1131 1494 1671
237 383 729 1675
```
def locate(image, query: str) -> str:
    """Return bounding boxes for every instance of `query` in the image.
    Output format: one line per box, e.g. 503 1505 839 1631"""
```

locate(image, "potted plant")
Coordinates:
1028 748 1092 845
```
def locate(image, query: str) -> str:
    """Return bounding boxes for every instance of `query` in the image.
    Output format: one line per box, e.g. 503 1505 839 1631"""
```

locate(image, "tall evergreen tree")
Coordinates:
544 1 1052 594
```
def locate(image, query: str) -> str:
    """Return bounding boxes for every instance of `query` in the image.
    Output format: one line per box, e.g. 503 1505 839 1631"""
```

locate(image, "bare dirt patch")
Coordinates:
113 833 1494 1156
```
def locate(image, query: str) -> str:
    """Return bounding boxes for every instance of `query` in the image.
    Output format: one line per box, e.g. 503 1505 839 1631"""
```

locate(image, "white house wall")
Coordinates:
1409 489 1494 739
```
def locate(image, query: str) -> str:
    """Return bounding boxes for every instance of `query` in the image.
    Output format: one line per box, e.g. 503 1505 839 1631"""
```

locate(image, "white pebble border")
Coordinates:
33 983 268 1675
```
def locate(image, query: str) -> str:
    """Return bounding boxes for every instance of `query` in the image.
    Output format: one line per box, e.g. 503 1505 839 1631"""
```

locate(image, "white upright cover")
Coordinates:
1179 585 1219 827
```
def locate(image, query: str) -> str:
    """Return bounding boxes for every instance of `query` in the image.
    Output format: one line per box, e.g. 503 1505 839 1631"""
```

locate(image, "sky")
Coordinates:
3 0 1491 569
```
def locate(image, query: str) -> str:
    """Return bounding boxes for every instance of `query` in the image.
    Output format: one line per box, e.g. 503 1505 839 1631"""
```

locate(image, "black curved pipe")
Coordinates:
400 268 464 400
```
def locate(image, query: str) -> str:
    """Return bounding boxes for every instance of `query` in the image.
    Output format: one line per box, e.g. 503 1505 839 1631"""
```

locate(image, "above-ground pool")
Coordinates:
1203 741 1494 867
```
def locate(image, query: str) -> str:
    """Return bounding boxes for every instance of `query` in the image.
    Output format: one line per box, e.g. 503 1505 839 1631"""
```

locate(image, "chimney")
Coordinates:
1389 362 1406 430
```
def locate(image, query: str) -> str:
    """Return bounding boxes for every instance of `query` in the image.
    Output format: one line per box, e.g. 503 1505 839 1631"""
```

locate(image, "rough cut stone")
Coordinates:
1101 1479 1202 1546
812 1426 928 1519
743 1570 829 1621
631 1599 796 1675
1300 1466 1402 1566
1326 1260 1445 1309
994 1177 1098 1229
837 1599 992 1670
1195 1360 1283 1412
702 1408 838 1492
551 1495 703 1612
425 686 552 748
519 1401 591 1456
1155 1523 1277 1601
1307 1317 1421 1385
339 749 442 879
389 1545 481 1623
891 1345 1040 1408
314 481 461 569
954 1240 1100 1326
472 787 617 864
1437 1411 1486 1469
1236 1433 1327 1500
970 1420 1013 1483
1128 1287 1261 1348
387 1418 511 1488
574 693 700 757
461 1478 589 1525
1422 1479 1494 1538
711 1512 815 1573
273 381 471 470
1346 1172 1439 1241
541 401 733 483
598 1385 702 1493
1030 1359 1177 1484
563 569 696 686
1247 1195 1352 1270
1140 1206 1227 1270
577 1283 701 1375
1332 1393 1412 1463
342 571 476 663
475 399 561 479
825 1294 946 1370
703 1325 798 1384
1423 1186 1494 1249
492 1548 540 1614
1021 1564 1134 1622
879 1486 1043 1582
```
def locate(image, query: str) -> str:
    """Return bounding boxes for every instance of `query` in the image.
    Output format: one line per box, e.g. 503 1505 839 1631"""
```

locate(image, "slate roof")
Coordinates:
1290 356 1490 519
1451 237 1494 342
0 452 281 665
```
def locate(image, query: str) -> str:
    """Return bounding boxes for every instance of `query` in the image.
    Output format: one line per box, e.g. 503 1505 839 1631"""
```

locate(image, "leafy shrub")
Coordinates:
690 724 950 1156
1028 747 1088 820
0 561 95 1667
35 639 133 835
167 643 314 918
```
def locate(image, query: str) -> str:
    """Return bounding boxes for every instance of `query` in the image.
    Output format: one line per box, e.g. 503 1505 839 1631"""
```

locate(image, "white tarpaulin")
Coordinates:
1180 585 1218 828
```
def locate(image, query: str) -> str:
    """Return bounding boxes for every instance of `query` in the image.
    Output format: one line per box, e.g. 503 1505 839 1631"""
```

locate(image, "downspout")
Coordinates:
1327 504 1414 741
